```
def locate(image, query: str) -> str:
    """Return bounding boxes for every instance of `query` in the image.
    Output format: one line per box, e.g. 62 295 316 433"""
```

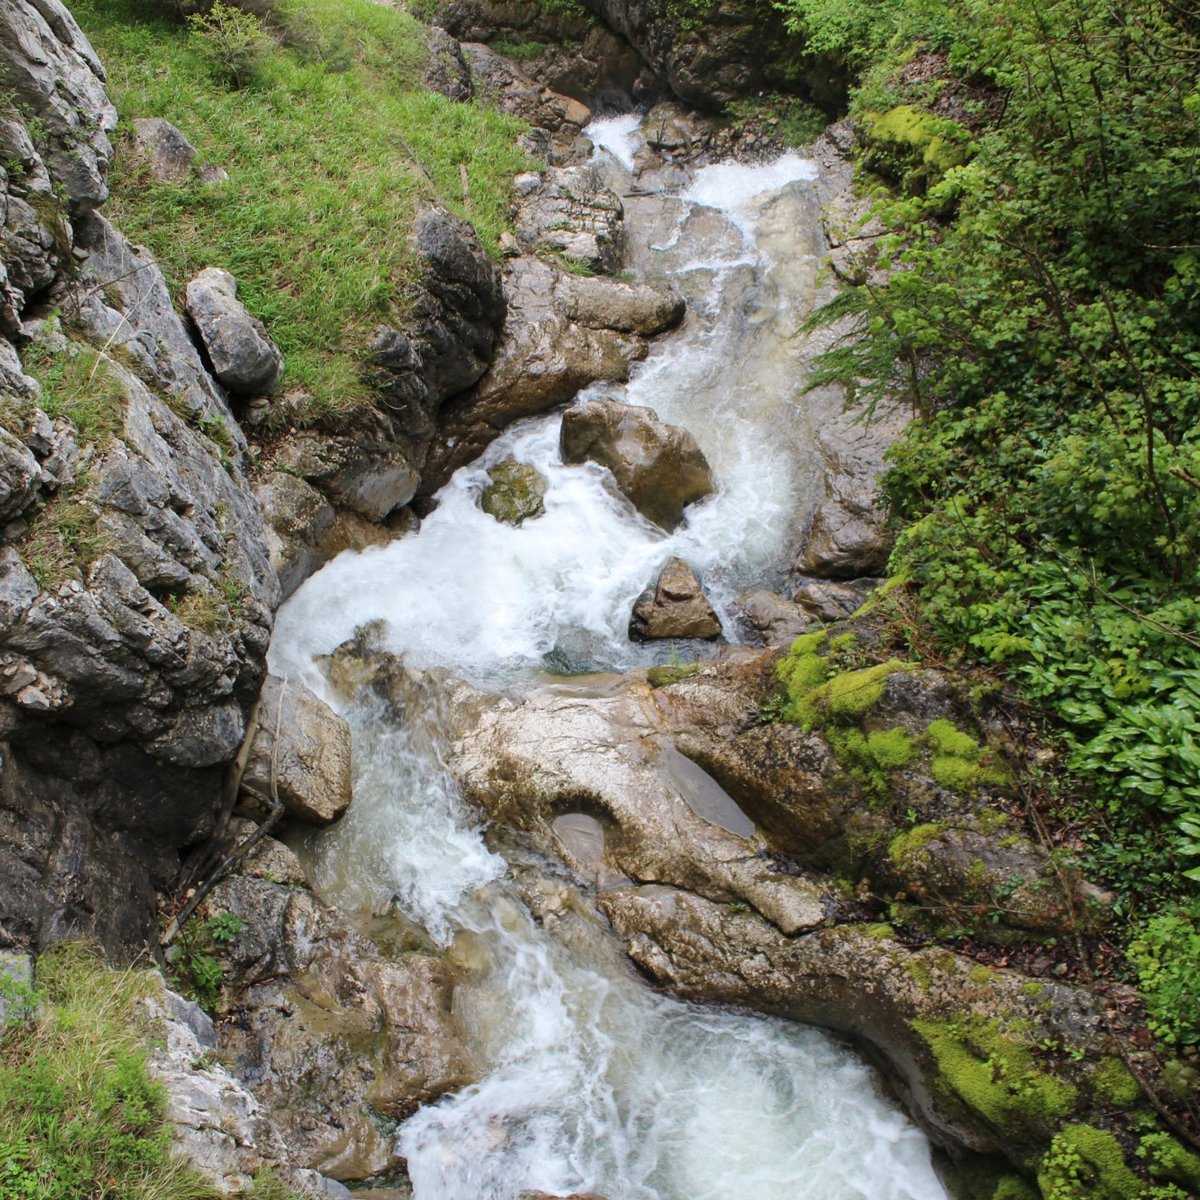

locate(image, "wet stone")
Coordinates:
480 458 548 526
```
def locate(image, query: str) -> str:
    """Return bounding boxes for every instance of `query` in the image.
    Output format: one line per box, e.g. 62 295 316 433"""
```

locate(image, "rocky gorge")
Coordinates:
1 2 1196 1200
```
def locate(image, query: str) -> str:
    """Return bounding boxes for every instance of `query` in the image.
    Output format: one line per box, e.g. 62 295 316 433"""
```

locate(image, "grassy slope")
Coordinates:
0 945 229 1200
73 0 529 423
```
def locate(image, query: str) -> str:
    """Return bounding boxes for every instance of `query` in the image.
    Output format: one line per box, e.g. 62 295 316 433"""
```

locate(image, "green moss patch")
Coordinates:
860 103 974 195
1089 1057 1141 1108
1037 1124 1142 1200
914 1015 1079 1143
927 718 1009 795
647 662 701 688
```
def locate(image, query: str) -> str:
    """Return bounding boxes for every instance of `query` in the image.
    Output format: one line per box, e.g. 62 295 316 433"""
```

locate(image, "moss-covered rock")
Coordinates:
860 103 975 195
480 457 549 525
1037 1124 1143 1200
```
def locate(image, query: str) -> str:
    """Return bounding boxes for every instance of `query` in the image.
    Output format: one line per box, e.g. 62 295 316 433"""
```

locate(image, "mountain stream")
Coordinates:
269 113 950 1200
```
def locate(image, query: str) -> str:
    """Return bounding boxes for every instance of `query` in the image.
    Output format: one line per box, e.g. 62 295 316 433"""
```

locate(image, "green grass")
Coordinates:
0 944 222 1200
74 0 530 426
21 337 128 449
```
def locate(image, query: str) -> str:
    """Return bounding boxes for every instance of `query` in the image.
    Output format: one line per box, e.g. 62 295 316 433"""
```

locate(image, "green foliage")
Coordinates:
1088 1057 1141 1108
21 335 127 448
799 0 1200 902
75 0 529 427
1127 901 1200 1046
205 912 244 944
187 0 271 87
0 943 219 1200
1138 1133 1200 1192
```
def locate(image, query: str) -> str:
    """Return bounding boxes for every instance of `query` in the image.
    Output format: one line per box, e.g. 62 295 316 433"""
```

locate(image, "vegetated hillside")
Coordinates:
784 0 1200 1055
72 0 528 426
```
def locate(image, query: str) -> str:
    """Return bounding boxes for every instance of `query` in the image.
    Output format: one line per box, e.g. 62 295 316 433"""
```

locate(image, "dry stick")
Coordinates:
460 163 471 207
161 680 288 948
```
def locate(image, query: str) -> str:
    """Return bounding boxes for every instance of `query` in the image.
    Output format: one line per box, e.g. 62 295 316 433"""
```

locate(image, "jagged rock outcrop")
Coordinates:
577 0 846 112
206 871 473 1181
559 397 714 531
423 258 684 490
0 4 279 954
462 42 592 164
629 557 721 641
512 165 624 271
145 983 352 1198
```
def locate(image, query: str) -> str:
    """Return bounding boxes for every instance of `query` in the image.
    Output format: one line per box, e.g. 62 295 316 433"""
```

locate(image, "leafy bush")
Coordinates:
803 0 1200 899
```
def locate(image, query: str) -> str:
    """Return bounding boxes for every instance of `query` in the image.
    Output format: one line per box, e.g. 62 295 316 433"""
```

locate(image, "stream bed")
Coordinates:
269 113 950 1200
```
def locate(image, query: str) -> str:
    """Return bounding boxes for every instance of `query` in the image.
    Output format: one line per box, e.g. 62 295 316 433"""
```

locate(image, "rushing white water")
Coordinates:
273 111 950 1200
271 120 834 691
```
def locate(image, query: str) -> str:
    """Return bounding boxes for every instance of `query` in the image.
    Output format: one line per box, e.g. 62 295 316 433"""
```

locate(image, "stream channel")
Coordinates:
269 114 951 1200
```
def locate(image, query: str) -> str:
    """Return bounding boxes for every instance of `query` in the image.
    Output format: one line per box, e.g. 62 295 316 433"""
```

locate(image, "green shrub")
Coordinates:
187 0 271 87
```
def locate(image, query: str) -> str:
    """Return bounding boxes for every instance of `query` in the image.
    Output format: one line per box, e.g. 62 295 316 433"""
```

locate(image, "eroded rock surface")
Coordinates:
424 258 683 490
208 873 472 1181
241 674 352 826
512 165 623 272
481 457 548 525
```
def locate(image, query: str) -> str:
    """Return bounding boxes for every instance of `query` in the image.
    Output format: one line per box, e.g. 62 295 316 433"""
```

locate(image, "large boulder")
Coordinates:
629 557 721 641
241 674 352 826
732 589 811 646
559 398 714 531
128 117 226 186
185 268 284 397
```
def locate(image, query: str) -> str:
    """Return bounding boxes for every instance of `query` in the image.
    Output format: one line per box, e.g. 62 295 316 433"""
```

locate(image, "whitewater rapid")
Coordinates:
270 111 949 1200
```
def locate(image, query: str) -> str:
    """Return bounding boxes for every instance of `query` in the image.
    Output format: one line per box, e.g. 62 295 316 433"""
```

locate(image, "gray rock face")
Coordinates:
424 258 683 491
145 980 350 1198
0 0 117 215
185 268 284 397
73 213 240 439
209 874 473 1181
269 412 420 523
512 165 623 273
461 42 592 163
732 589 811 646
790 410 905 579
241 674 352 826
560 398 715 531
577 0 843 112
423 26 473 102
253 472 336 601
630 557 721 641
